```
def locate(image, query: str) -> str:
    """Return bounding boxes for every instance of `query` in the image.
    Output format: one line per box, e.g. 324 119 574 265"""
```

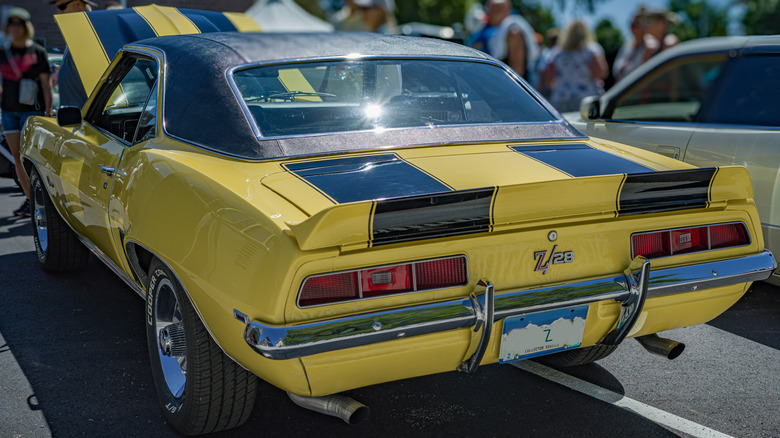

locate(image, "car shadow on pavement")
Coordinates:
221 360 679 438
0 250 679 438
707 282 780 350
0 253 167 437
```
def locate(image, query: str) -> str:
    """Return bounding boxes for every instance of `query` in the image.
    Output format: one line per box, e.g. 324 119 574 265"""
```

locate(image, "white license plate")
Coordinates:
498 305 588 363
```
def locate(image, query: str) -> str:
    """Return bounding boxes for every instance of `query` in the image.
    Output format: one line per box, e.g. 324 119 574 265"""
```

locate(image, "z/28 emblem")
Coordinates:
534 245 574 274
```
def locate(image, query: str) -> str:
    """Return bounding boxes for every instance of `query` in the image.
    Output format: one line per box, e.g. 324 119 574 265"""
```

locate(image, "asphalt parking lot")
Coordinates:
0 178 778 437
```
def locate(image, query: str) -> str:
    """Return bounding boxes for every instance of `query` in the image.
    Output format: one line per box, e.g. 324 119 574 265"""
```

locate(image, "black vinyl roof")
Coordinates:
138 31 494 65
129 32 577 161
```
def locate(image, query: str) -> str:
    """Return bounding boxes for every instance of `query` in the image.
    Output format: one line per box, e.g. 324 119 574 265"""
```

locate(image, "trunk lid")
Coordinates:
261 141 752 250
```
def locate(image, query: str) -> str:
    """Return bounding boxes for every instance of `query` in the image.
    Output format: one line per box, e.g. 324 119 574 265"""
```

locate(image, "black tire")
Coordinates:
146 259 258 435
535 344 618 368
30 168 90 272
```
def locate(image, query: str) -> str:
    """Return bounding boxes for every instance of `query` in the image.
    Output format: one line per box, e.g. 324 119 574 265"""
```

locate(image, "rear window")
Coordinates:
232 59 554 138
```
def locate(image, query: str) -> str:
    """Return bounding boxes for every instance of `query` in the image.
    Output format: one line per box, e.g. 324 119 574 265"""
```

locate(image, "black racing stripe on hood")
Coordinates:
509 144 654 177
283 153 452 204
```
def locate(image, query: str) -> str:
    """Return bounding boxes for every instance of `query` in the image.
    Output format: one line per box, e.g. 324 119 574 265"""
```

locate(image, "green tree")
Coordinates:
513 1 557 35
742 0 780 34
667 0 728 41
394 0 473 26
594 18 623 57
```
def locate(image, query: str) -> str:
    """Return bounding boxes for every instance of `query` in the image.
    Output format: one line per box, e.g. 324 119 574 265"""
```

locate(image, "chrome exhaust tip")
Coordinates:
636 334 685 360
287 392 370 424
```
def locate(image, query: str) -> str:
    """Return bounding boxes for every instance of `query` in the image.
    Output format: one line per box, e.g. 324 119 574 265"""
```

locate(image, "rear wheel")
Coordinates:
535 344 618 367
30 168 90 272
146 259 258 435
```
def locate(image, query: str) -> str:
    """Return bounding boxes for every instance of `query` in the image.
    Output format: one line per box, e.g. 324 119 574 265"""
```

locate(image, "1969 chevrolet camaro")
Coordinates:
21 6 775 435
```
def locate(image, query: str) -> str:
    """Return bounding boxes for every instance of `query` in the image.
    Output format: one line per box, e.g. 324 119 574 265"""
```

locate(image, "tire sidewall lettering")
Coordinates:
147 264 186 418
146 269 166 326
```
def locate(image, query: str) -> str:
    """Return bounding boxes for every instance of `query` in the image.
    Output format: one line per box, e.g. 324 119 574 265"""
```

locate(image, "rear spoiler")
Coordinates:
286 167 752 251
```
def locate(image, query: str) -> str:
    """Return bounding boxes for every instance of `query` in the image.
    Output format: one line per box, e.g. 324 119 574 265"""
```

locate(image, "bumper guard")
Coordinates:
236 250 775 362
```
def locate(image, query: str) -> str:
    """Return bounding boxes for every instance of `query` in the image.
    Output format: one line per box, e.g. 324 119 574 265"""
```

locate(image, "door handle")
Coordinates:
98 165 115 176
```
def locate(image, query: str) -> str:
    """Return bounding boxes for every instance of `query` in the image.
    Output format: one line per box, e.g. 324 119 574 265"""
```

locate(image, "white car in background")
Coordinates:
566 35 780 284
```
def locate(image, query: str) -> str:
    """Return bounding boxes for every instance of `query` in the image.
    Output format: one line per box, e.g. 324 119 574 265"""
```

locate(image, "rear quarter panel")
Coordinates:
112 138 328 394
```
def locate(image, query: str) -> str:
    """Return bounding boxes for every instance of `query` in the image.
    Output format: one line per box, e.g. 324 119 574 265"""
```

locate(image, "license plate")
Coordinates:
498 305 588 363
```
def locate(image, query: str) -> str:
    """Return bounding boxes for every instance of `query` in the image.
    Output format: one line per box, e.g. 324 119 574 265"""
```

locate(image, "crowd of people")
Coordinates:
0 0 682 218
327 0 681 113
466 3 680 112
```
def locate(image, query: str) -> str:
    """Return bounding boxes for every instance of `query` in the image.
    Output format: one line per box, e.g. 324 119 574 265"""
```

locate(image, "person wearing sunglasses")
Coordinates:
48 0 97 110
0 8 52 217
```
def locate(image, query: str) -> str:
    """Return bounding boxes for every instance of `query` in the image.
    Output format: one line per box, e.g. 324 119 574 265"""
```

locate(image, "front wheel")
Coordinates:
30 168 89 272
146 259 258 435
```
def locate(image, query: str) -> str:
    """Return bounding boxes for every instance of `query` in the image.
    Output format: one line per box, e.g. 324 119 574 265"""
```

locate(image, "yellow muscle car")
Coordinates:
20 6 775 435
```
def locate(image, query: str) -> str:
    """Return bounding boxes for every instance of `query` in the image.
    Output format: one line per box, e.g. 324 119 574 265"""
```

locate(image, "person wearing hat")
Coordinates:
0 7 52 217
49 0 97 110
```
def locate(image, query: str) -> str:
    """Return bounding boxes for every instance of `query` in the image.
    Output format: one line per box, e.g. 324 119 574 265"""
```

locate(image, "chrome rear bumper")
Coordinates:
236 250 775 361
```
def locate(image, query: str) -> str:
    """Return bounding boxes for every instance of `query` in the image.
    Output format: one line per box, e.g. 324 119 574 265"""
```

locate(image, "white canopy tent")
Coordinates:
246 0 334 32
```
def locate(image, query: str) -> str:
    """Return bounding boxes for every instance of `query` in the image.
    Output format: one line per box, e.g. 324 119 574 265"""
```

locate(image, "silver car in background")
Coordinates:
566 35 780 284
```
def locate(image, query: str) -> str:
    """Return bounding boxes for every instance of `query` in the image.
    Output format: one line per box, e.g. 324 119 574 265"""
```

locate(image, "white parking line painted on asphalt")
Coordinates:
513 360 734 438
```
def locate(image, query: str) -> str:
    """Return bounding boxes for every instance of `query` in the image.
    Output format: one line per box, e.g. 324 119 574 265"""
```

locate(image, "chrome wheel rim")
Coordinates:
154 279 187 398
32 180 47 253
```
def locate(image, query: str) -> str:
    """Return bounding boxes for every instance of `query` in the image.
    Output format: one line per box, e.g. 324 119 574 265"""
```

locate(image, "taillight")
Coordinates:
299 256 467 307
298 272 359 307
361 265 412 297
632 222 749 259
415 257 468 289
670 227 708 254
710 223 748 249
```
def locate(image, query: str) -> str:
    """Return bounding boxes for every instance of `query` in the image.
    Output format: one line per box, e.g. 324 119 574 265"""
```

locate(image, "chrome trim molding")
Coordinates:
645 250 776 297
75 233 145 299
241 250 775 360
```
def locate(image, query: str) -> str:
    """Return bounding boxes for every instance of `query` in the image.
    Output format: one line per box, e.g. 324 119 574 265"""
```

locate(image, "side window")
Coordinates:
610 54 727 122
133 81 158 144
86 55 158 143
707 55 780 127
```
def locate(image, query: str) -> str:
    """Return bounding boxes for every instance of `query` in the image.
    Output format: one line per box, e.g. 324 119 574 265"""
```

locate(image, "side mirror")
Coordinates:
57 106 82 127
579 96 600 121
